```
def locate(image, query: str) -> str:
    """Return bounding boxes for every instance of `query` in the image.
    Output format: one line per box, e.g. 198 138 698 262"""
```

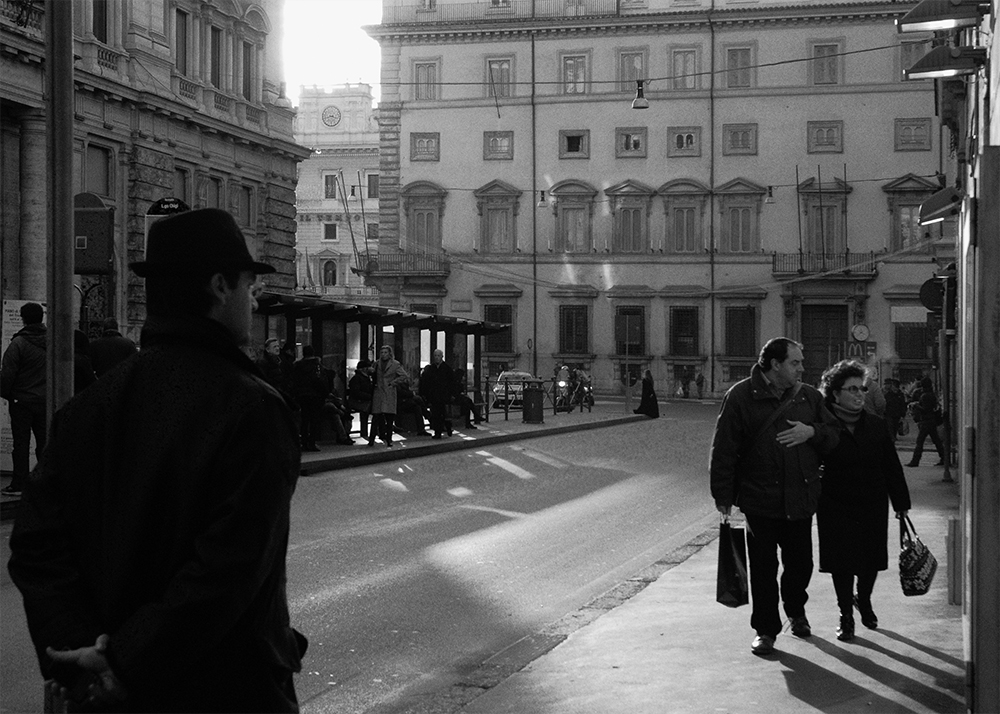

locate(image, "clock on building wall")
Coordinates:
851 324 870 342
321 105 342 127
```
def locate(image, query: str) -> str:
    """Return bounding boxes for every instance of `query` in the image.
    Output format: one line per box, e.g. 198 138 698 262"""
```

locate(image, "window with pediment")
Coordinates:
401 181 447 253
550 180 597 253
798 177 852 254
716 178 766 253
881 174 939 252
606 180 654 253
474 180 521 254
659 179 710 253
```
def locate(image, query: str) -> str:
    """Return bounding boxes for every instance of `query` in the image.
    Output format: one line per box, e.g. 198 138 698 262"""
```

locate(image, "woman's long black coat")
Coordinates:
635 375 659 418
818 410 912 574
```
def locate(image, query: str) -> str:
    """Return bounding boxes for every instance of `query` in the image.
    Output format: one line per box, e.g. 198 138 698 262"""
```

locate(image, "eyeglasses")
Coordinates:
841 385 868 395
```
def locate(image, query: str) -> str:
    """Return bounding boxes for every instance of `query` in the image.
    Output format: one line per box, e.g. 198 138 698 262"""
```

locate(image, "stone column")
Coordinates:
19 112 47 301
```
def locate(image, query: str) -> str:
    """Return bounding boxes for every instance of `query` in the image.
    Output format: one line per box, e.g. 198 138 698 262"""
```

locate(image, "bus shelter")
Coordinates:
253 291 509 395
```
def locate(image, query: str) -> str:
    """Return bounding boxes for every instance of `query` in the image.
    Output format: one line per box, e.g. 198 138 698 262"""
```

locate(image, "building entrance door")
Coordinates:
800 304 849 386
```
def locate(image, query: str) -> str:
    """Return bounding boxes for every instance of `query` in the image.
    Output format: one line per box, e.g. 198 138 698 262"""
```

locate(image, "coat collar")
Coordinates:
140 316 259 377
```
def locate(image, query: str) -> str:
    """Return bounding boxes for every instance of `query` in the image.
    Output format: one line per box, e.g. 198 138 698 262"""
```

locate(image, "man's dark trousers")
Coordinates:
9 400 46 490
745 513 813 637
911 419 944 464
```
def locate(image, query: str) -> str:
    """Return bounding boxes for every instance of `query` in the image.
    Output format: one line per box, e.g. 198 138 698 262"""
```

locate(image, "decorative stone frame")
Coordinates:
473 179 522 254
401 180 447 253
605 179 655 253
549 179 598 253
659 179 710 253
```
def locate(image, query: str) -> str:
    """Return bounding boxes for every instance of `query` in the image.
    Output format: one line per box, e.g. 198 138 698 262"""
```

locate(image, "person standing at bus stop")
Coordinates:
370 345 408 447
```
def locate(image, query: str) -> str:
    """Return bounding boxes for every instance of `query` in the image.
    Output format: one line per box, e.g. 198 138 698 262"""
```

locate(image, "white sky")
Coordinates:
282 0 383 106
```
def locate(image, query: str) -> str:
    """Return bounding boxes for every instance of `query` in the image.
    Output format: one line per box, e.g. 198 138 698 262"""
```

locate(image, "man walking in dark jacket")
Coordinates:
710 337 840 656
8 208 306 712
88 318 137 377
420 349 454 439
1 302 47 497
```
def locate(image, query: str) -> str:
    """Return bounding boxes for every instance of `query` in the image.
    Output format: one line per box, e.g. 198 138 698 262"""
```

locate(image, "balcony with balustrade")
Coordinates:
771 251 879 280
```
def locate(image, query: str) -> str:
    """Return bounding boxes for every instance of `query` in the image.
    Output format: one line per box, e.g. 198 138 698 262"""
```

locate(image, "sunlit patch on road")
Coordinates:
380 478 409 492
509 445 566 469
458 504 527 519
483 455 537 480
447 487 473 497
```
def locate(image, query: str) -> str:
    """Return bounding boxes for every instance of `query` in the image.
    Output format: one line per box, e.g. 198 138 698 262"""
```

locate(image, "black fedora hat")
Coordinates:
130 208 275 278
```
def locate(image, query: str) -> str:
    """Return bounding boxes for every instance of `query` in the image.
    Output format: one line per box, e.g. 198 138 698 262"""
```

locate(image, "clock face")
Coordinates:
321 105 342 127
852 324 870 342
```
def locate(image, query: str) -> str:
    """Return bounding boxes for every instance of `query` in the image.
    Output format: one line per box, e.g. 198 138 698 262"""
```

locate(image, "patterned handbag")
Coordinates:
899 514 937 596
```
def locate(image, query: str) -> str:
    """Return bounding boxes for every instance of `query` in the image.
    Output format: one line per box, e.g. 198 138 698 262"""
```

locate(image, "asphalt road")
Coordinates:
291 401 720 713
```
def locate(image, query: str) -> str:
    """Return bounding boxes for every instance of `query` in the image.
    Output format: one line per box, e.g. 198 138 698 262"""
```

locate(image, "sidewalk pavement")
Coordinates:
453 461 964 713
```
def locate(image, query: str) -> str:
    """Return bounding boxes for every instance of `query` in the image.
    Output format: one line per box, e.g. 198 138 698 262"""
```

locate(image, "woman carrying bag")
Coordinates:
817 360 912 641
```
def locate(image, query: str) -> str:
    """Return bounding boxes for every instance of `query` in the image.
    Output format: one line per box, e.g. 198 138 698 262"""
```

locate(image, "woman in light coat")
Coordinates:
370 345 409 447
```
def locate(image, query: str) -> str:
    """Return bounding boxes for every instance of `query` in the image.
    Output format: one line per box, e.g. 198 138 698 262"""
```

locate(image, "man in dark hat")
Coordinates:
8 208 306 712
88 317 137 377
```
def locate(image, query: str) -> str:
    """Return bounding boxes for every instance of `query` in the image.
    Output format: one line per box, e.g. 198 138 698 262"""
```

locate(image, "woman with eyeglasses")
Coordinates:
817 360 911 642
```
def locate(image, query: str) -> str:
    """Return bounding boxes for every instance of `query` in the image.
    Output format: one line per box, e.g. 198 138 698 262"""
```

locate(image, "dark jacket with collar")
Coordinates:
710 364 840 520
419 361 454 405
89 330 137 377
0 323 47 403
8 316 305 712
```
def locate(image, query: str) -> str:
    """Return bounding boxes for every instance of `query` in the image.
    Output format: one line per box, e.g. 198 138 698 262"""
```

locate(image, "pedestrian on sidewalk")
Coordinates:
0 302 47 498
292 345 327 452
883 378 907 444
370 345 408 447
88 317 137 377
906 377 945 467
348 360 374 440
420 349 454 439
7 208 306 712
818 360 911 642
634 369 659 418
710 337 840 656
255 337 285 390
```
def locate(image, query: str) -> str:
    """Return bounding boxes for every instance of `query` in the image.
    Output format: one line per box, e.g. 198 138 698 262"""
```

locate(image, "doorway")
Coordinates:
800 304 848 387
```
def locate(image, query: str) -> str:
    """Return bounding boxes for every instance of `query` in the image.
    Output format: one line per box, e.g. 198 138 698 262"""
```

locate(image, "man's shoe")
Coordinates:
854 596 878 629
836 616 855 642
790 615 812 638
446 426 453 436
934 460 945 466
751 634 775 656
1 486 22 497
432 434 442 440
465 423 478 430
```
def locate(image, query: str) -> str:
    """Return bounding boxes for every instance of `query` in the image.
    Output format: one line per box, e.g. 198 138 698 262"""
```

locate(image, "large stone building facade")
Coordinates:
293 83 381 303
366 0 954 395
0 0 309 339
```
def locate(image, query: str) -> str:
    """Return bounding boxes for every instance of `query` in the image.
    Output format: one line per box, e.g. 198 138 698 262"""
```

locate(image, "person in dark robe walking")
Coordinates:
634 369 659 418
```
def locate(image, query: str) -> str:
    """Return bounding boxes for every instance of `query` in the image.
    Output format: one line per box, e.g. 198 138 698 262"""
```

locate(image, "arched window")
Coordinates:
323 261 337 286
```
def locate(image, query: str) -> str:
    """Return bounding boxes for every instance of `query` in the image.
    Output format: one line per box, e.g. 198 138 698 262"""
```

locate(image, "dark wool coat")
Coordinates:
818 410 912 574
635 376 659 418
8 317 305 712
0 324 47 403
419 361 454 405
710 364 841 520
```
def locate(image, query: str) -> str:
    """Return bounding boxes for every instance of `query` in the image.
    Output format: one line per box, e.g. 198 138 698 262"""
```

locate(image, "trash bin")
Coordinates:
522 379 544 424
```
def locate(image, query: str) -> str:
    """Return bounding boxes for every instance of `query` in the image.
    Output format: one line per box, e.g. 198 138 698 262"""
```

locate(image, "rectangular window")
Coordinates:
727 207 754 253
366 223 379 242
672 49 697 90
484 207 513 253
205 177 222 209
667 126 701 157
559 305 589 354
723 123 758 155
173 167 188 203
367 174 380 199
415 61 437 100
670 307 699 356
726 47 752 88
85 145 111 196
562 54 588 94
671 207 698 252
616 207 644 252
807 204 841 253
324 175 339 199
559 129 590 159
616 127 647 158
896 205 922 250
323 223 338 241
93 0 109 44
812 43 840 85
484 305 513 353
895 118 932 151
807 120 843 153
725 306 756 357
618 51 645 92
242 42 254 100
175 10 188 75
559 206 589 252
615 306 646 356
412 209 438 252
484 131 514 160
487 58 512 98
210 27 223 88
895 323 932 360
237 185 253 226
410 132 440 161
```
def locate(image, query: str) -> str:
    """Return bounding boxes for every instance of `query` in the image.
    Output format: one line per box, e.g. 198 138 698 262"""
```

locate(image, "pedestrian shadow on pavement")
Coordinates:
804 634 964 713
877 627 965 668
852 633 965 697
775 649 907 713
